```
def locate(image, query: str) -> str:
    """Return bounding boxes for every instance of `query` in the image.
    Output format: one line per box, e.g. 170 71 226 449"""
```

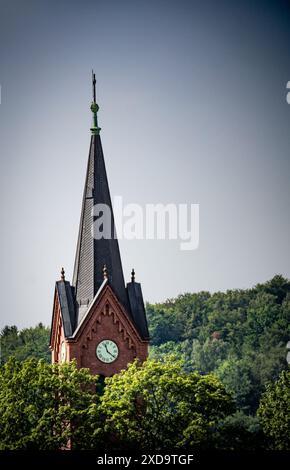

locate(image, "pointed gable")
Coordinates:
72 283 143 345
68 282 148 375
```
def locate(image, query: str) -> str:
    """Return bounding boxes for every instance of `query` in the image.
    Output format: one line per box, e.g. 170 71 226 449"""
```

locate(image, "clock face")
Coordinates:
96 339 119 363
60 341 66 363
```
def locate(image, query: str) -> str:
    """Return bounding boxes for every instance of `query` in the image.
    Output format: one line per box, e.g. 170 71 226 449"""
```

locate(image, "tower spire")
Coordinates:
50 76 149 375
72 73 127 323
90 70 101 135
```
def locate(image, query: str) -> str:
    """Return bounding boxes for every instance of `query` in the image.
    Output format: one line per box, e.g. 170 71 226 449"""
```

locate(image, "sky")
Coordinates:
0 0 290 329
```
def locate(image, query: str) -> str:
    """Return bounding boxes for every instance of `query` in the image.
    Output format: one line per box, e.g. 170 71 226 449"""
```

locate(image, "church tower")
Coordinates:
49 73 149 376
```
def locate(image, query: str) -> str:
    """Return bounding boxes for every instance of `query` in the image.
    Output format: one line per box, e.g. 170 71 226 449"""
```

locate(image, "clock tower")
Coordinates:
49 73 149 376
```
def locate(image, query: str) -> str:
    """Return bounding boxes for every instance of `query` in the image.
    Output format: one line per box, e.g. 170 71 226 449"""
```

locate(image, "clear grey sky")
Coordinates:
0 0 290 329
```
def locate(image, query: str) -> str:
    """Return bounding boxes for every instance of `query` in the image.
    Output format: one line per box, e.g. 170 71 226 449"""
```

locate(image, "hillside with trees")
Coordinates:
148 275 290 414
0 275 289 450
0 323 51 364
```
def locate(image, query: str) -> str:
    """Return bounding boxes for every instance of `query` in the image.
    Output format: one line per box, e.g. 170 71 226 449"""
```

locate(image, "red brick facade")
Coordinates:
50 283 149 376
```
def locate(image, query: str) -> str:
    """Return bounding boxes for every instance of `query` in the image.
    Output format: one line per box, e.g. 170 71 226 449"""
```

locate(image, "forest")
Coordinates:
0 275 289 450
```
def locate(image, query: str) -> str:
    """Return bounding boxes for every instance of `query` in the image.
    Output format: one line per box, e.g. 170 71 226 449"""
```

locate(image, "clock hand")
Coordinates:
104 344 116 358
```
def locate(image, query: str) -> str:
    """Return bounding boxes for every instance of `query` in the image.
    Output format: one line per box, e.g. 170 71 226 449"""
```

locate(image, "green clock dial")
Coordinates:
96 339 119 363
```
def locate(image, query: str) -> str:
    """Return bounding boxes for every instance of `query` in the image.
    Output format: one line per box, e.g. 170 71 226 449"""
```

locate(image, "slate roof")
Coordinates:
127 281 149 340
72 134 128 325
49 280 76 346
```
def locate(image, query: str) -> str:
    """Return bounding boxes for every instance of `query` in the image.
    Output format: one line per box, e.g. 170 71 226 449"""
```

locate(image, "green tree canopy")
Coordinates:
0 323 50 364
0 358 98 450
99 357 234 451
147 275 290 413
258 369 290 450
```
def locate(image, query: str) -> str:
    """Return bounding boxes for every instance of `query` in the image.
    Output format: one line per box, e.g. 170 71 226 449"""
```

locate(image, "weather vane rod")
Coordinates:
90 70 101 135
92 70 96 103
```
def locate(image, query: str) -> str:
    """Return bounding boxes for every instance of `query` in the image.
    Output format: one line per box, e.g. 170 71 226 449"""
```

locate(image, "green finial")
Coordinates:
90 70 101 135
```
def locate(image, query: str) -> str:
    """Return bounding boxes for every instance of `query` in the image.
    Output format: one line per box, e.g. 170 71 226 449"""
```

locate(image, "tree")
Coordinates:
0 358 99 450
0 323 51 364
191 338 230 374
145 276 290 415
1 275 289 449
257 369 290 450
215 357 253 411
99 357 234 450
146 305 183 346
245 292 280 348
0 326 19 363
214 411 264 450
149 340 194 372
256 275 290 304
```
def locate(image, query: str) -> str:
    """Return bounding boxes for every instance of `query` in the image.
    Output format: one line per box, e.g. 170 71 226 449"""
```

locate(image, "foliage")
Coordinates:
0 275 289 450
99 357 234 451
0 356 235 451
215 358 253 411
213 411 264 450
0 358 98 450
257 369 290 450
145 305 184 346
0 323 51 364
148 275 290 412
